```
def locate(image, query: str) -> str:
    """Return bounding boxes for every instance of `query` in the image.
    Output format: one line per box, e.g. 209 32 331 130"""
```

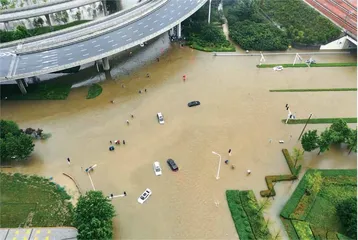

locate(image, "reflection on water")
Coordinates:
1 41 356 239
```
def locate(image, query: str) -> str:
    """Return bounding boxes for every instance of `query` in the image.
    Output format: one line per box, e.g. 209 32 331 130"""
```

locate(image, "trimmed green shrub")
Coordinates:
281 217 300 240
292 220 315 240
260 174 297 197
282 149 301 176
87 83 103 99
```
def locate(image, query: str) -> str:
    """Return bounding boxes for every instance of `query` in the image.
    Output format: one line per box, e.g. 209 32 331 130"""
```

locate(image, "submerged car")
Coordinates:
137 188 152 204
188 101 201 107
153 161 162 176
167 159 179 171
273 66 284 71
157 112 164 124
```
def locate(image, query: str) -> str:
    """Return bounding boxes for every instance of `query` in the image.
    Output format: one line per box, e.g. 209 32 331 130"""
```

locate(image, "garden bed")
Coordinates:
258 63 357 68
280 169 356 239
283 118 357 124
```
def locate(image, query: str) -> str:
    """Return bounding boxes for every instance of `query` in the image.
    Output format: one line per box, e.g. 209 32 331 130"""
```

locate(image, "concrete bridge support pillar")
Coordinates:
4 21 10 31
177 22 182 39
16 79 27 94
169 27 174 36
102 0 108 16
45 14 52 26
102 57 110 71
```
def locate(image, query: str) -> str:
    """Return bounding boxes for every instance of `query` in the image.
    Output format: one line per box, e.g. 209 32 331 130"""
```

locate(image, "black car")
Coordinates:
167 159 179 171
188 101 200 107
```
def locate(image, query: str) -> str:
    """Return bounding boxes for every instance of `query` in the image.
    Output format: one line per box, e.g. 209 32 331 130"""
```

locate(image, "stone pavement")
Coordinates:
0 227 77 240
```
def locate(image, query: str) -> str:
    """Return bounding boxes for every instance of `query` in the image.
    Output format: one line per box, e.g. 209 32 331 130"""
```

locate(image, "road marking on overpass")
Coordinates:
148 17 152 20
177 12 181 15
122 35 127 38
80 49 87 52
133 29 138 33
104 36 110 39
94 45 100 48
162 15 166 18
185 7 188 10
64 48 70 51
126 38 132 42
91 40 97 43
79 44 84 47
112 44 118 47
66 53 72 56
128 26 133 30
0 52 15 57
144 25 148 28
139 33 143 36
42 54 57 58
108 40 114 43
83 53 89 56
98 49 104 52
160 23 164 26
154 20 158 23
117 31 122 35
68 58 73 61
169 17 173 21
138 22 143 25
150 28 154 31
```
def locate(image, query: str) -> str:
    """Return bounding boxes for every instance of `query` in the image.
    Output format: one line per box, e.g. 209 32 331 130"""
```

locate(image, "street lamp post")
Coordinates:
212 151 221 180
298 113 313 141
208 0 212 24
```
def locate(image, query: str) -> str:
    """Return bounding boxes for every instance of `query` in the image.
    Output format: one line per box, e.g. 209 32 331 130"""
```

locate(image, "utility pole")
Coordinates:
298 113 313 141
208 0 212 24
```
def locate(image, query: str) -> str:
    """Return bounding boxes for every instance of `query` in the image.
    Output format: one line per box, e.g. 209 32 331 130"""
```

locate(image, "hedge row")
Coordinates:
226 190 255 240
291 193 317 220
292 220 315 240
240 191 272 239
257 63 357 68
226 190 272 240
284 118 357 124
280 217 299 240
282 149 302 176
260 174 297 197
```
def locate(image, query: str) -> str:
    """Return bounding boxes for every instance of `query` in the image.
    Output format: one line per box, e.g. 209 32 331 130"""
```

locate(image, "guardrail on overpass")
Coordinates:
1 0 209 82
17 0 167 54
0 0 153 49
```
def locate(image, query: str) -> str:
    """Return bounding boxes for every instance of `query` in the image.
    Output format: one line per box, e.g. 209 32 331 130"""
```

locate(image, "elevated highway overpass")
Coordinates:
0 0 105 29
0 0 208 93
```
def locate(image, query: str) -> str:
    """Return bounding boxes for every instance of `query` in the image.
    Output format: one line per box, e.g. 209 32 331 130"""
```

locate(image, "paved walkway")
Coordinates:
0 228 77 240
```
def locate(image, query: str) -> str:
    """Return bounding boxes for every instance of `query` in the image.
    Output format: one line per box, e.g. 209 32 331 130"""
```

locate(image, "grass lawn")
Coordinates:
280 169 356 239
283 118 357 124
86 83 103 99
270 88 357 92
0 172 73 228
0 81 72 100
257 63 357 68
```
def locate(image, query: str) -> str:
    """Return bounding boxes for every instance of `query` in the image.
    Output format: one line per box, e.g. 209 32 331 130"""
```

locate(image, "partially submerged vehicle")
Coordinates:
273 66 284 71
157 112 164 124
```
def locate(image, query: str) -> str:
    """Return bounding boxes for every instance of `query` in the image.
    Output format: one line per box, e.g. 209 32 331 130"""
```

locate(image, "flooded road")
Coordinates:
1 41 356 239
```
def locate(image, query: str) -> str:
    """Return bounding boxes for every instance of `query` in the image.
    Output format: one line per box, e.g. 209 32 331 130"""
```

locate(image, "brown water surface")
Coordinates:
1 45 356 239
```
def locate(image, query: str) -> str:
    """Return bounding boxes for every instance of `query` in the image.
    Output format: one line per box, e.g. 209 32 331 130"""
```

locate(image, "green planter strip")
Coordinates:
226 190 272 240
283 118 357 124
270 88 357 92
282 149 301 176
257 63 357 68
292 220 315 240
86 83 103 99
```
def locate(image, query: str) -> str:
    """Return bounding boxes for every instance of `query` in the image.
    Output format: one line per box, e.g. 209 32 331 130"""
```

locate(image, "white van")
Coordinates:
157 112 164 124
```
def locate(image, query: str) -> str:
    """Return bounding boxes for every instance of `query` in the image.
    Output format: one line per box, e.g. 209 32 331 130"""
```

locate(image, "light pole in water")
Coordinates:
212 151 221 180
208 0 212 24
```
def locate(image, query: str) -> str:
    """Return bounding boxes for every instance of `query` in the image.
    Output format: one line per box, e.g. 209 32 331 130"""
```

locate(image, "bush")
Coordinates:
292 220 315 240
336 197 357 239
261 0 341 45
225 0 288 51
260 174 297 197
74 191 115 240
87 83 103 99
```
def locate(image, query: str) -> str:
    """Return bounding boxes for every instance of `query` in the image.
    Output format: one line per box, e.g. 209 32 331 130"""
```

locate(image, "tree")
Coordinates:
301 130 319 152
33 18 44 28
336 197 357 239
0 120 34 161
318 128 333 155
346 128 357 154
305 171 322 195
330 119 350 144
291 147 304 167
0 119 20 138
12 25 30 40
257 198 272 216
74 191 115 240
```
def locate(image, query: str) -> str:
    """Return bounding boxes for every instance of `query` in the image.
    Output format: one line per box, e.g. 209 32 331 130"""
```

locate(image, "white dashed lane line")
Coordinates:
80 49 87 52
104 36 110 39
94 45 100 48
66 53 72 56
83 53 89 56
108 40 114 43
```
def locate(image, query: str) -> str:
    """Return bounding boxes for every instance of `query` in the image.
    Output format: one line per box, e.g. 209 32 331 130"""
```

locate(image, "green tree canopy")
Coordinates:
0 120 34 161
74 191 116 240
330 119 350 144
346 128 357 154
301 130 319 152
336 197 357 239
318 128 333 155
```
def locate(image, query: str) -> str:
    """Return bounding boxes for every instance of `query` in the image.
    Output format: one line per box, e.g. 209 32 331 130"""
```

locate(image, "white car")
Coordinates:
138 188 152 204
157 112 164 124
153 161 162 176
273 66 284 71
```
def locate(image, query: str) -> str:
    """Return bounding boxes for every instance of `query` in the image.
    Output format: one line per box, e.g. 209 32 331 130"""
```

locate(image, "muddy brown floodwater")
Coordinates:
1 44 356 239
